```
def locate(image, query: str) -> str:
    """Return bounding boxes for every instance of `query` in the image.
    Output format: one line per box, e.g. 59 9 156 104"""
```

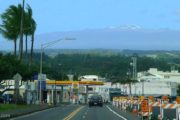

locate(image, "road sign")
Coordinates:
13 73 22 104
162 95 168 101
176 97 180 104
139 96 144 101
13 73 22 89
37 81 46 90
38 74 46 81
149 96 153 101
141 99 149 112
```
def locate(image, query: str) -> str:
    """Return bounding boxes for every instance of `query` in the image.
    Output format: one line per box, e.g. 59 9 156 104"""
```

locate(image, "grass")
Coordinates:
0 104 28 112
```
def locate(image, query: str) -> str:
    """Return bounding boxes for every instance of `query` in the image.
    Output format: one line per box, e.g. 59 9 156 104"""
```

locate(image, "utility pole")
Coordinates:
130 56 137 96
132 57 137 80
38 38 75 104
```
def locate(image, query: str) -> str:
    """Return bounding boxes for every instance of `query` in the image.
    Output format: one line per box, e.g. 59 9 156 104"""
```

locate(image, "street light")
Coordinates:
39 38 75 104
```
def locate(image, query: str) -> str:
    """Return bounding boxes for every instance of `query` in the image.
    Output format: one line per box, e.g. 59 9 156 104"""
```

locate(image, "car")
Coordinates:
88 95 103 107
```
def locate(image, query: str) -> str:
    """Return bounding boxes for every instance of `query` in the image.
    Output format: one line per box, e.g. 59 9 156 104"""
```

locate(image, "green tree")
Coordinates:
0 5 22 56
24 4 36 61
0 4 36 61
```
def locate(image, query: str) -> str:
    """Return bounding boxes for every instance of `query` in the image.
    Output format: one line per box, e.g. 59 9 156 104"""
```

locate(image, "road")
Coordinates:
11 104 140 120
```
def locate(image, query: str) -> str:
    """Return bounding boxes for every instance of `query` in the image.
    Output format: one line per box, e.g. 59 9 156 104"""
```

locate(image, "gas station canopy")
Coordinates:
46 80 104 86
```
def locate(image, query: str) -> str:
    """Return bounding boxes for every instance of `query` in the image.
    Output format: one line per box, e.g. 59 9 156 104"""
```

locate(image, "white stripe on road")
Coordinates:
106 106 127 120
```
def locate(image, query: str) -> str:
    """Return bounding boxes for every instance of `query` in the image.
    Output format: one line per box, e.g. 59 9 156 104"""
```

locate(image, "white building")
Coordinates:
79 75 99 81
120 68 180 96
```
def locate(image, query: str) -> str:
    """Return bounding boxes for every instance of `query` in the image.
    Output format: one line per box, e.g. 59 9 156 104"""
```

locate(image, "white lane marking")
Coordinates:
106 105 127 120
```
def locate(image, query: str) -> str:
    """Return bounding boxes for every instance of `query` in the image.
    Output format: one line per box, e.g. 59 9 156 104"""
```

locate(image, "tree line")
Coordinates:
43 53 171 81
0 52 173 82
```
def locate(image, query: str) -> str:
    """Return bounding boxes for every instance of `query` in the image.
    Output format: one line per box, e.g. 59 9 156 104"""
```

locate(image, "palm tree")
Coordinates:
24 4 32 56
0 3 36 60
19 0 25 60
0 25 18 56
0 5 22 56
25 4 36 63
24 14 30 56
30 18 36 63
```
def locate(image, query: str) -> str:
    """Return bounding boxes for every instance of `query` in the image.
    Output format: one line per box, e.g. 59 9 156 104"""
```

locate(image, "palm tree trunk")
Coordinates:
25 34 28 56
19 0 25 60
19 32 24 60
14 39 17 56
30 33 34 63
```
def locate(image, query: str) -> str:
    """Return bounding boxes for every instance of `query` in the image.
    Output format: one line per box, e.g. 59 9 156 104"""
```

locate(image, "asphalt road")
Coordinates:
11 104 140 120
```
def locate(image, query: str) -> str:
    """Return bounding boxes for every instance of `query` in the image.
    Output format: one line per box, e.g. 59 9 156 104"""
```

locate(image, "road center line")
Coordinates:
106 105 127 120
63 106 84 120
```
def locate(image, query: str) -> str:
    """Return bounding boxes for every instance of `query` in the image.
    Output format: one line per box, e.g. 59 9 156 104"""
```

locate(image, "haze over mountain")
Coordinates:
1 26 180 50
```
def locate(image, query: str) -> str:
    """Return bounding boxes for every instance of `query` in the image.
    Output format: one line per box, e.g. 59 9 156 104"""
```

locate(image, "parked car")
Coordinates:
88 95 103 107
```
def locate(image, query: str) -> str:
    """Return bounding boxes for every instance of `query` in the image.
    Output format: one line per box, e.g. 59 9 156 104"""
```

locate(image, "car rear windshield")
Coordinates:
91 95 102 100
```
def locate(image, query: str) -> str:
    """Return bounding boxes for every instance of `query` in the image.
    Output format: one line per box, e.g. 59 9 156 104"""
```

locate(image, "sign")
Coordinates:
141 99 149 112
38 74 46 81
37 74 46 90
37 80 46 90
162 96 168 101
176 97 180 104
139 96 144 101
13 73 22 89
149 96 154 102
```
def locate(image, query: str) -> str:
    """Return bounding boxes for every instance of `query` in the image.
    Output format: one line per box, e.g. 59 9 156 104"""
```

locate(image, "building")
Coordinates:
119 68 180 96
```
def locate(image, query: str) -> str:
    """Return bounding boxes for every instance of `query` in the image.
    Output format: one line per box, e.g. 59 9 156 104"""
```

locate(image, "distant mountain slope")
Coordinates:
34 27 180 50
1 27 180 50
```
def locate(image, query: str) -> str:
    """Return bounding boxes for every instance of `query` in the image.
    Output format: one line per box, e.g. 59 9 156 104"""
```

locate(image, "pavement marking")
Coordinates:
106 105 127 120
63 106 84 120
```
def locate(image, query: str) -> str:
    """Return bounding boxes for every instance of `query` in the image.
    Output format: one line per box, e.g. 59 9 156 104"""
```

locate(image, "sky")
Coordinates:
1 0 180 50
1 0 180 34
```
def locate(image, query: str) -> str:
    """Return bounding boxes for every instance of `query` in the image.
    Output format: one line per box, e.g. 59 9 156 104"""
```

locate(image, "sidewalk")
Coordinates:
0 104 58 120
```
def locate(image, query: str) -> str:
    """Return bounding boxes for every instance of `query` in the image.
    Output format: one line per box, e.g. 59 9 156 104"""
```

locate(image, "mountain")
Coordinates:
1 27 180 50
34 27 180 50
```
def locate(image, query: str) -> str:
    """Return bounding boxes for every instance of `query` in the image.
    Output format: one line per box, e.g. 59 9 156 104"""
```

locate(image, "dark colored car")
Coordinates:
88 95 103 107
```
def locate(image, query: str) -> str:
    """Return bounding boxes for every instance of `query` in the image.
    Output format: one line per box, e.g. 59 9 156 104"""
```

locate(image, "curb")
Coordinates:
0 105 56 120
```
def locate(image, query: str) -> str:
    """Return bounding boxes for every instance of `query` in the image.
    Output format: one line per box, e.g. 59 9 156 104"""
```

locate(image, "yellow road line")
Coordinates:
63 106 84 120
